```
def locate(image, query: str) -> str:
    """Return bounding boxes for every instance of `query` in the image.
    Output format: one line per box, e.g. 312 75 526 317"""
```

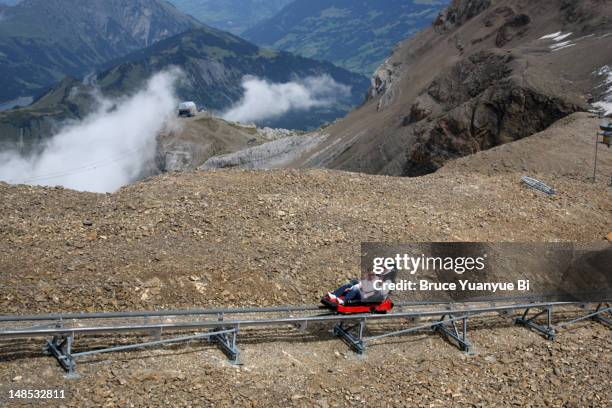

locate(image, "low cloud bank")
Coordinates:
222 75 351 124
0 69 181 193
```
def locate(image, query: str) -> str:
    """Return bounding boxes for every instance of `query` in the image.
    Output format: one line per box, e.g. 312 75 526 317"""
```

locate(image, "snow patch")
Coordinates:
594 66 612 86
593 101 612 116
540 31 562 40
552 32 572 41
540 32 575 52
540 32 572 41
592 66 612 115
551 41 575 52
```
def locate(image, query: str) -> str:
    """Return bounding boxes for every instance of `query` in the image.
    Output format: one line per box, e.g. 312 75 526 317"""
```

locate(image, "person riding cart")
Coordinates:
322 265 397 314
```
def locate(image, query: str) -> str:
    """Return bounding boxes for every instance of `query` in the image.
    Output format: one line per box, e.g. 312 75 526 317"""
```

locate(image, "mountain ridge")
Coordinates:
94 27 368 117
0 0 201 104
0 25 369 148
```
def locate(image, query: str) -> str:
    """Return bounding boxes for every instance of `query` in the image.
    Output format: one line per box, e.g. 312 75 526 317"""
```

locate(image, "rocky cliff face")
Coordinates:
367 56 403 111
405 79 580 175
291 0 612 176
154 115 292 173
401 50 581 176
433 0 491 32
201 133 326 171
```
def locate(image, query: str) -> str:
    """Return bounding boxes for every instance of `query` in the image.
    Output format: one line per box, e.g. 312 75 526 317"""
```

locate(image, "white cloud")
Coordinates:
222 75 351 124
0 69 182 193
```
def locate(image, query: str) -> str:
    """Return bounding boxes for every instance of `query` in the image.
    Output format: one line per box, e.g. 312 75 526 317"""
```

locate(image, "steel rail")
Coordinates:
0 301 578 339
0 298 581 324
0 301 460 323
0 304 325 323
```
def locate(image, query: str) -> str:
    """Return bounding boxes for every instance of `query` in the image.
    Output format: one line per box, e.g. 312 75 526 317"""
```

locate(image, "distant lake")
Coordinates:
0 96 33 111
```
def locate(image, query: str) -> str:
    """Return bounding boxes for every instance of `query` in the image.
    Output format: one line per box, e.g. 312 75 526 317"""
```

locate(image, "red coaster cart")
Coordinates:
321 293 394 314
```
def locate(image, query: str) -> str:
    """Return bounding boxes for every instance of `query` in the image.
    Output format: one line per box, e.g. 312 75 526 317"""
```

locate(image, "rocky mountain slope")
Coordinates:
287 0 612 176
1 114 610 315
156 114 298 172
243 0 447 76
0 114 610 406
168 0 292 34
203 110 612 180
1 2 610 405
439 112 612 179
200 132 326 171
0 0 200 105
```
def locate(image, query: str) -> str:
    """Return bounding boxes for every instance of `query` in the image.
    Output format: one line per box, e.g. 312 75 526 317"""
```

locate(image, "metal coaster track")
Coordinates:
0 301 609 378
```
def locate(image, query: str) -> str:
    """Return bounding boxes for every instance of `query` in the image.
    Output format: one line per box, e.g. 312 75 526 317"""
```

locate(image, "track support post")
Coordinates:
210 326 240 365
333 319 366 354
44 334 77 378
516 306 555 340
592 303 611 327
434 314 471 352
